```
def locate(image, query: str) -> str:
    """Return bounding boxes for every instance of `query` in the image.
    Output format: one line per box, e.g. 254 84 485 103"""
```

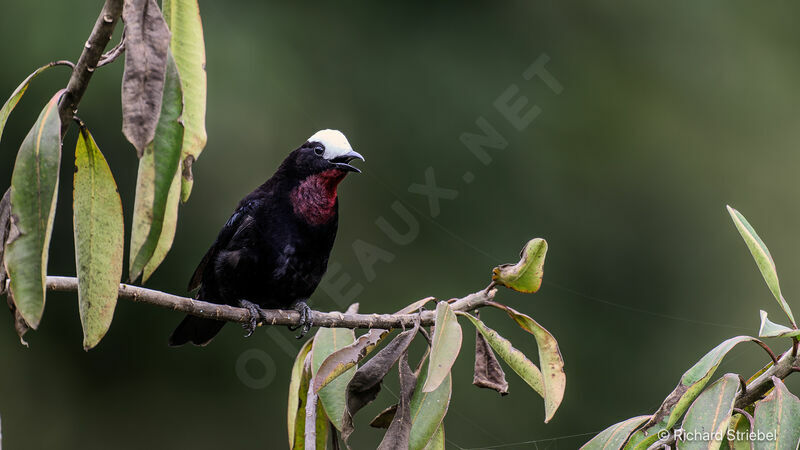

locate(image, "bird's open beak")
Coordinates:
330 150 365 173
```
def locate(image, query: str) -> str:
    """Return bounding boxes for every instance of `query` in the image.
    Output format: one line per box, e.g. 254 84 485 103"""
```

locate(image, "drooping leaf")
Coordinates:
370 404 398 429
129 52 184 282
459 312 544 398
502 305 565 422
288 339 314 448
314 297 433 393
142 165 180 281
162 0 207 203
680 373 740 450
0 62 69 143
5 89 65 329
291 351 314 450
423 302 462 393
73 125 124 350
752 377 800 450
312 320 357 432
625 336 761 449
303 383 329 450
473 324 508 395
580 415 650 450
377 352 417 450
727 206 796 327
342 323 419 444
757 310 800 339
492 238 547 293
121 0 172 157
409 365 451 450
422 425 444 450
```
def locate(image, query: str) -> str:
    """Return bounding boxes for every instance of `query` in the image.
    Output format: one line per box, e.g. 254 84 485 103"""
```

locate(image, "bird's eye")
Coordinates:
314 146 324 156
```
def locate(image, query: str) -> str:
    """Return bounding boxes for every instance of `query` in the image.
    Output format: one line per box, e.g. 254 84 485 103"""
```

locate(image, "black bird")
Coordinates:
169 130 364 346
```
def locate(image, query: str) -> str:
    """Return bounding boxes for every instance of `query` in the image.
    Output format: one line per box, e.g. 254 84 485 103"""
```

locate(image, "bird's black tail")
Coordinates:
168 315 226 347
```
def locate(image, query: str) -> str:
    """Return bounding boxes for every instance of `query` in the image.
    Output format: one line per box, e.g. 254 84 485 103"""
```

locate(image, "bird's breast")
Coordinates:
289 170 345 226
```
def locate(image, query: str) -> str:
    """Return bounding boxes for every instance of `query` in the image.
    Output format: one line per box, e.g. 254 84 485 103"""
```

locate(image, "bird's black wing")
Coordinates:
187 198 263 292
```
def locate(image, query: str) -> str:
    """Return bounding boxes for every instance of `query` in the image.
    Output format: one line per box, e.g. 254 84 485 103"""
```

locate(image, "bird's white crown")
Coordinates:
307 129 353 160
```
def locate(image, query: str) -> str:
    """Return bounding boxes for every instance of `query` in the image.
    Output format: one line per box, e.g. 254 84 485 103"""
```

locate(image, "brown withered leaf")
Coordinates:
341 322 419 444
369 404 398 429
0 188 11 294
473 327 509 395
121 0 171 157
6 289 29 347
377 353 417 450
313 297 434 394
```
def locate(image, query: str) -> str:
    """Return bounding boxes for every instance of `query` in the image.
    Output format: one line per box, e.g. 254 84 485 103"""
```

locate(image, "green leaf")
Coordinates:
422 424 445 450
288 338 314 448
492 238 547 293
129 52 184 282
727 206 795 326
625 336 760 449
142 165 180 281
162 0 207 203
757 310 800 339
680 373 740 450
5 89 65 329
409 366 451 450
73 125 124 350
726 410 753 450
459 312 544 398
752 377 800 450
422 301 462 393
0 62 69 144
580 415 650 450
502 305 566 422
312 324 356 432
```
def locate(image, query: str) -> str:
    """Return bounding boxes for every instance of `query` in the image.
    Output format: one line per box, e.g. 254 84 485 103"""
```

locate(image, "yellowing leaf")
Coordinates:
422 301 462 393
503 305 566 422
162 0 207 203
728 205 795 326
492 238 547 293
129 52 184 282
459 312 544 398
73 125 124 350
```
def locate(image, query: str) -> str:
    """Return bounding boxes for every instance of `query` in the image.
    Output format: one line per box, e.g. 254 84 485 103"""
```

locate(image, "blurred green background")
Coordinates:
2 1 800 448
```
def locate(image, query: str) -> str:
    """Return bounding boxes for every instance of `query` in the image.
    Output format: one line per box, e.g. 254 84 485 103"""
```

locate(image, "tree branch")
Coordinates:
45 276 497 330
734 347 799 409
58 0 124 136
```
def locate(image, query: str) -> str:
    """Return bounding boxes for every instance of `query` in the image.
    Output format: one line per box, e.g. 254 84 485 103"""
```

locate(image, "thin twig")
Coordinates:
58 0 124 136
97 28 126 68
45 276 497 330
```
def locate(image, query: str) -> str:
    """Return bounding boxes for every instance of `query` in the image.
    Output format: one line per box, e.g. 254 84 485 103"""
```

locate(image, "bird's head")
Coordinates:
285 129 364 180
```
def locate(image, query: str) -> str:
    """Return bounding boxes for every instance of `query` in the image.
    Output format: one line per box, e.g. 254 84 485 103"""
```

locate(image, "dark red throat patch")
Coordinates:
290 169 348 225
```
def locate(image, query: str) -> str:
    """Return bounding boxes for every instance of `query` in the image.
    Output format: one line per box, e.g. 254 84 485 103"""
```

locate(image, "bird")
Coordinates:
169 129 364 346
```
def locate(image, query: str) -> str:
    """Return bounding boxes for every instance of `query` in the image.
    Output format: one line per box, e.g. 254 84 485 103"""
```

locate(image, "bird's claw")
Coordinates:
288 301 313 339
239 299 263 337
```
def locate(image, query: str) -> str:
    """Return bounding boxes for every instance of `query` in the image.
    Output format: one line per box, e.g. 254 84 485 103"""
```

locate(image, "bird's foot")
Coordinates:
239 299 264 337
287 300 313 339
